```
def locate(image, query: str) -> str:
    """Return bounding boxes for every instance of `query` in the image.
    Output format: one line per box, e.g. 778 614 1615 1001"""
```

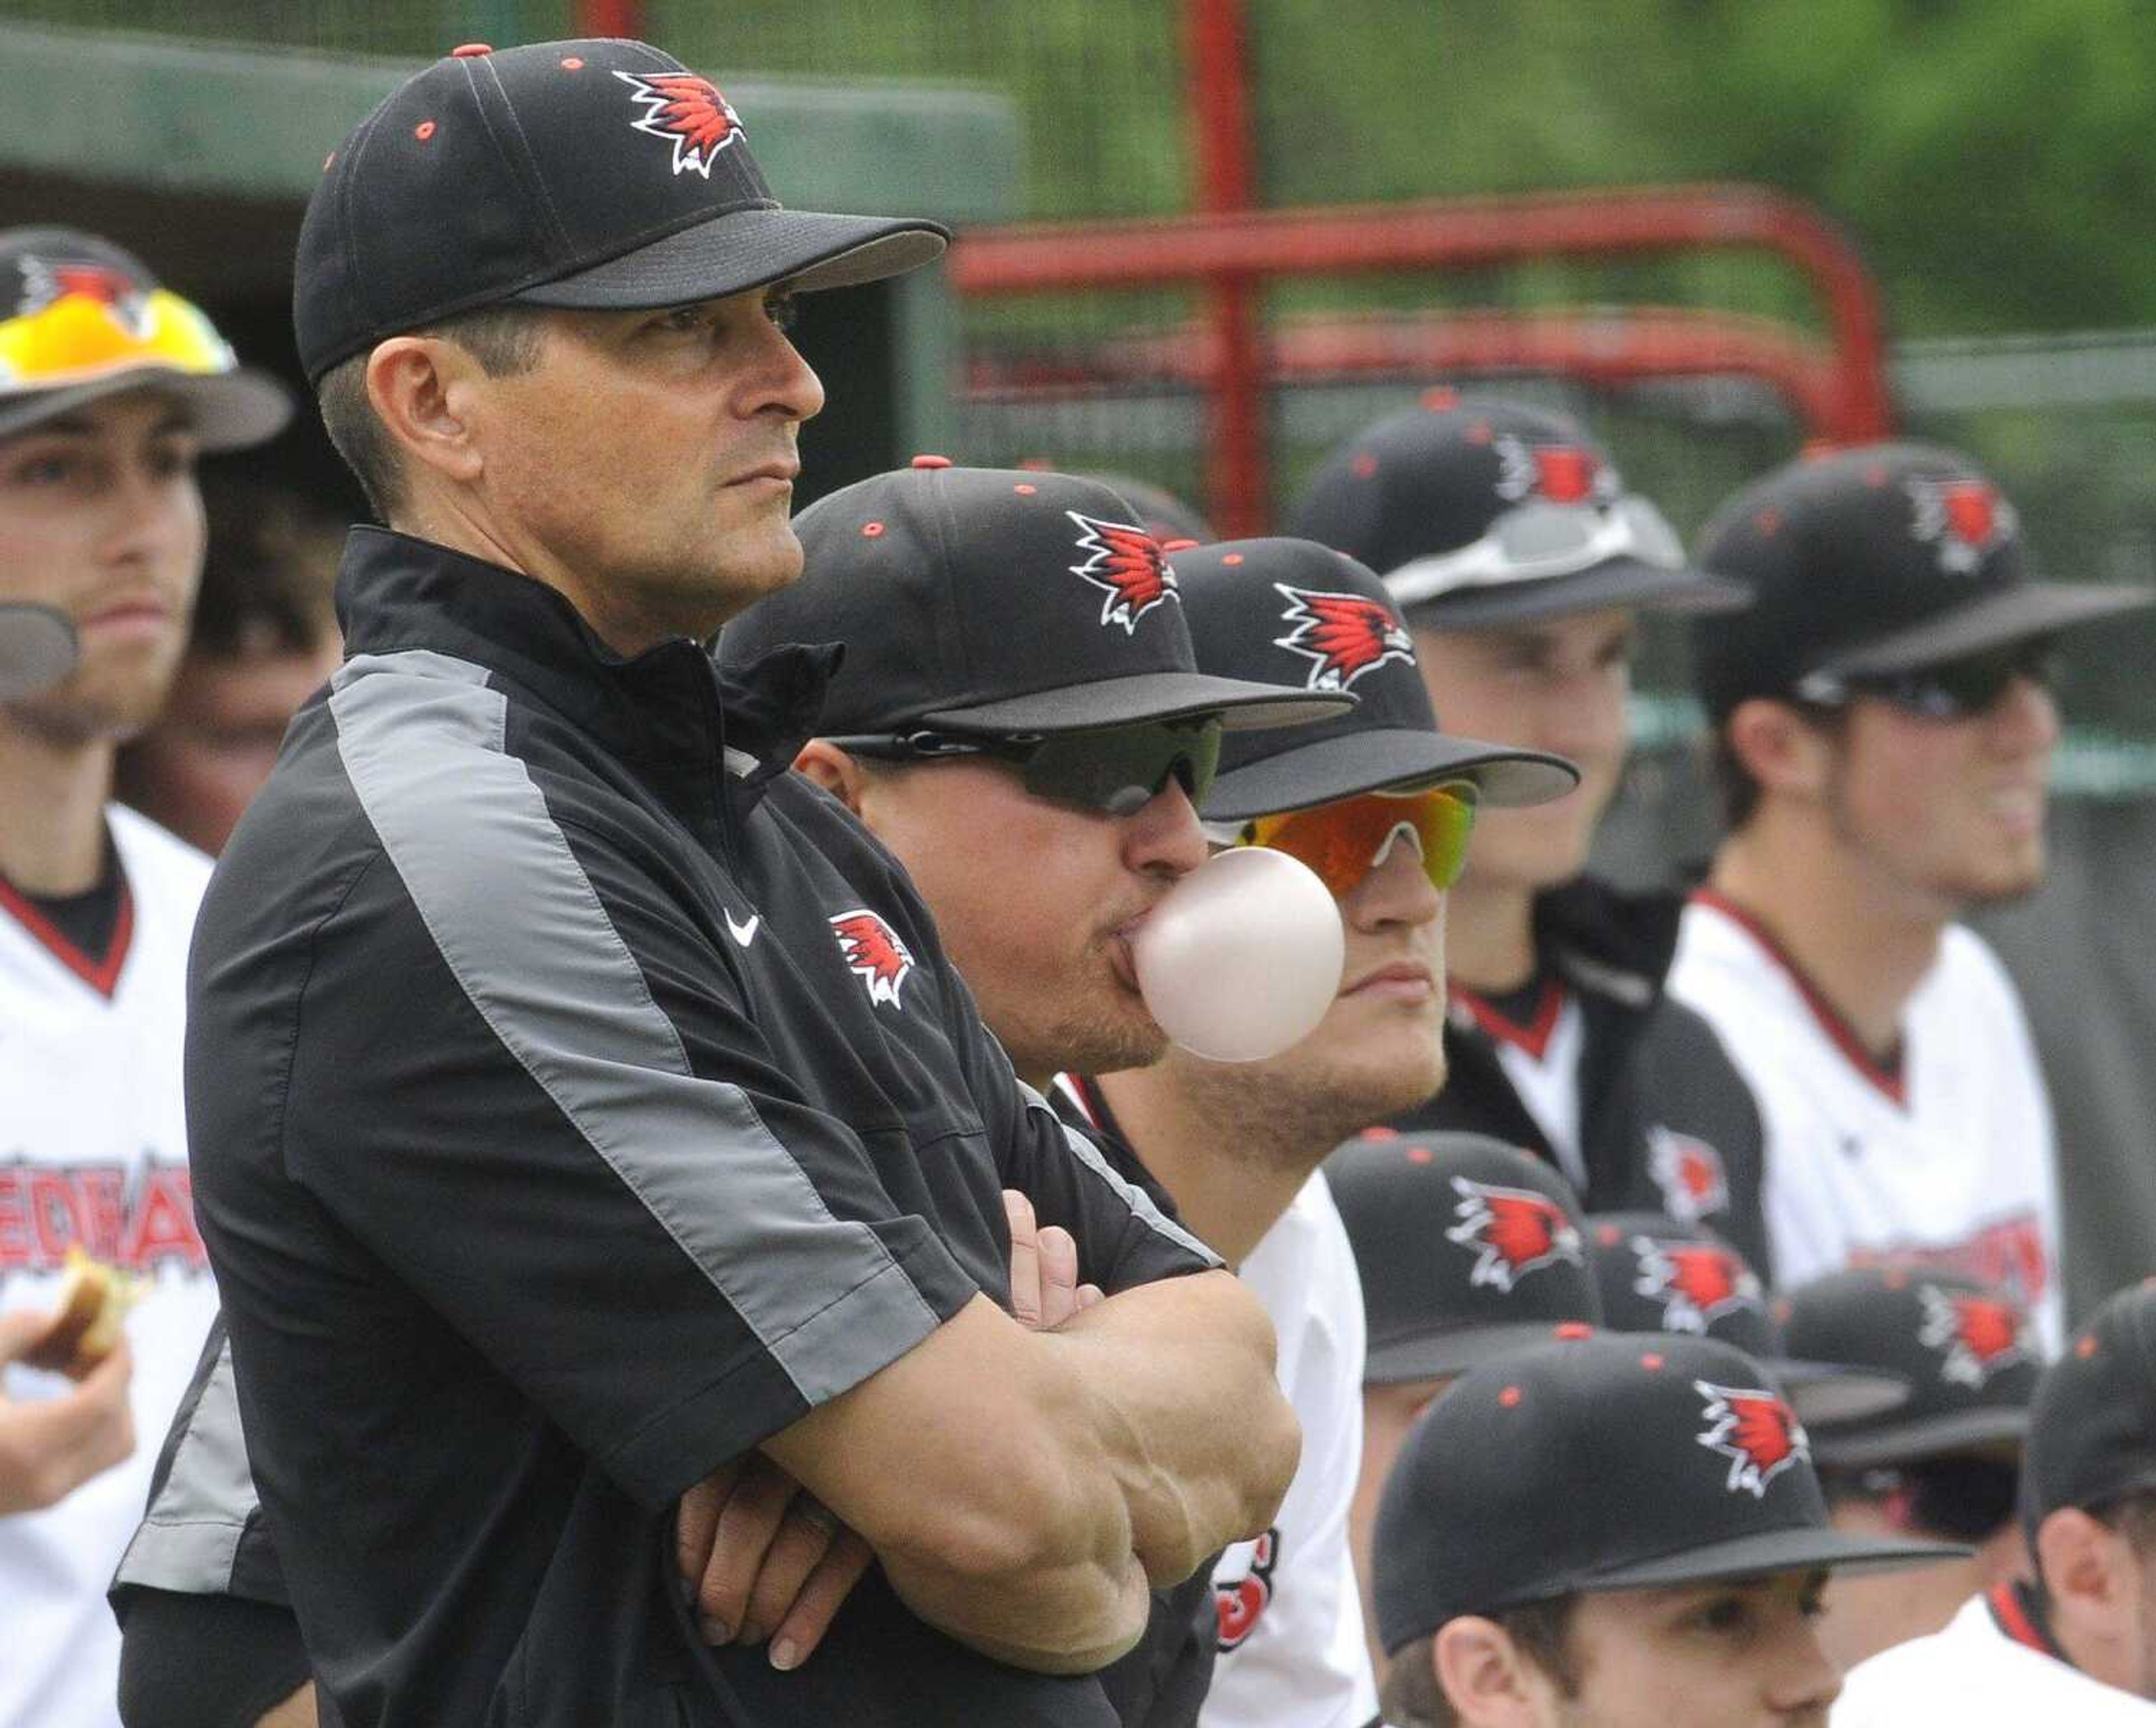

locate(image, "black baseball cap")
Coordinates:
1584 1213 1907 1427
1372 1330 1966 1655
2023 1280 2156 1529
1691 442 2152 720
0 604 76 701
1073 472 1216 546
294 40 948 382
719 463 1348 736
1169 538 1581 822
0 228 291 450
1325 1130 1601 1386
1287 394 1748 628
1776 1268 2040 1471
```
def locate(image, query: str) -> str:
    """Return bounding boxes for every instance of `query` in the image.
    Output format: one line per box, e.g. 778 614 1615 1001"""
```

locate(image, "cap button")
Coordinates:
451 42 493 57
910 454 953 470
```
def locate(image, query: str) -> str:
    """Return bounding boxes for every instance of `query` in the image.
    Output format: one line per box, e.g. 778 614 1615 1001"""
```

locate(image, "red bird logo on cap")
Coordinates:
1646 1126 1729 1224
1445 1176 1583 1293
1068 512 1178 634
1907 477 2017 575
1916 1284 2031 1389
16 255 152 332
829 908 915 1009
615 70 745 178
1633 1238 1762 1334
1696 1380 1808 1498
1492 434 1618 507
1270 584 1414 692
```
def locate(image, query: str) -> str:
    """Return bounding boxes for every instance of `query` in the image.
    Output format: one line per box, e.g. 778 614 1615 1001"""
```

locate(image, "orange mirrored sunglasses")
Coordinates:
0 286 237 395
1235 784 1478 897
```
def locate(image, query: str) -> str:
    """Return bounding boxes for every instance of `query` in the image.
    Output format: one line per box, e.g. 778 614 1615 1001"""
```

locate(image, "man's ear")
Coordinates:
364 335 486 490
794 739 869 815
2038 1507 2126 1621
1432 1615 1543 1726
1724 697 1833 801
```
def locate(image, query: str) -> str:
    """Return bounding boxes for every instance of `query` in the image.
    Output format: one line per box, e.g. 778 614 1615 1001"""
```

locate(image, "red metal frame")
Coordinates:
949 185 1893 527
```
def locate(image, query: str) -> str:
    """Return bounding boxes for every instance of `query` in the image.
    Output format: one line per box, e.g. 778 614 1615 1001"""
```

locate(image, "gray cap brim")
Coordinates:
0 603 77 701
920 669 1353 735
516 206 949 310
1574 1520 1968 1595
1202 725 1579 822
0 366 292 454
1810 1405 2030 1472
1819 582 2153 679
1365 1318 1592 1387
1392 557 1752 632
1770 1359 1912 1428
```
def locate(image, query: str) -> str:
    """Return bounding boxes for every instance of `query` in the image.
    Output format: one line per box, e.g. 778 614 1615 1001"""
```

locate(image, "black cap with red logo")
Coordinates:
1324 1130 1601 1386
1373 1330 1964 1655
2023 1279 2156 1530
1775 1267 2042 1471
720 464 1346 737
293 39 948 381
1167 538 1580 821
1286 394 1747 628
1691 441 2151 720
1584 1212 1908 1427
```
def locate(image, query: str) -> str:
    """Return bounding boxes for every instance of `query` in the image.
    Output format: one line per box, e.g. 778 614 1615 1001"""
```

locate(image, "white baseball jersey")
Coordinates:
1454 985 1589 1195
0 806 220 1728
1833 1588 2156 1725
1670 892 2063 1348
1203 1172 1378 1728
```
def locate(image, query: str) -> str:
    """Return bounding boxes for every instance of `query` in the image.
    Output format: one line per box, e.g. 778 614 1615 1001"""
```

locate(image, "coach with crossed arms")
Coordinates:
180 39 1300 1727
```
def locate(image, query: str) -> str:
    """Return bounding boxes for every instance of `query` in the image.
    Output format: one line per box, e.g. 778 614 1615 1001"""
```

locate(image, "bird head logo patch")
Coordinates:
1632 1238 1763 1334
1696 1380 1808 1498
1646 1126 1729 1224
1907 476 2017 575
829 908 915 1009
15 255 153 333
1271 583 1414 692
1445 1176 1583 1293
615 70 745 178
1492 435 1618 507
1916 1284 2031 1389
1067 512 1177 633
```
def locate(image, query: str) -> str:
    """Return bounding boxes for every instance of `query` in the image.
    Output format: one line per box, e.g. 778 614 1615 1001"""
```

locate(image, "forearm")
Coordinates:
1045 1268 1299 1584
882 1536 1155 1675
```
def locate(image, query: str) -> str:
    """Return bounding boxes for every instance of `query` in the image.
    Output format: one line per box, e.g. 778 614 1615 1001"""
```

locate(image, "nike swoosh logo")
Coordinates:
725 908 760 948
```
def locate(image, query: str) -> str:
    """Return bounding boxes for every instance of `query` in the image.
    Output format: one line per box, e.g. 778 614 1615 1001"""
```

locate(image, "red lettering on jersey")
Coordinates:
1848 1213 2050 1308
1214 1526 1280 1651
0 1167 27 1269
29 1168 86 1260
0 1159 206 1274
125 1168 206 1271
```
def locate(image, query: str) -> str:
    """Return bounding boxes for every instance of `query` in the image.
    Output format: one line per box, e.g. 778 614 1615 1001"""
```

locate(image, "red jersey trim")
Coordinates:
1687 888 1907 1108
1987 1581 2068 1665
1452 977 1567 1061
0 868 134 998
1055 1072 1107 1133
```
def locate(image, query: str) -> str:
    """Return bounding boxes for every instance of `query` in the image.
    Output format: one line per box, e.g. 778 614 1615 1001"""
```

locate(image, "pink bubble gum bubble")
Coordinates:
1131 847 1344 1063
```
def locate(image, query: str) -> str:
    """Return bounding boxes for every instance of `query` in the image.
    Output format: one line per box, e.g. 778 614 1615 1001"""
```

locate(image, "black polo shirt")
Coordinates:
188 529 1218 1727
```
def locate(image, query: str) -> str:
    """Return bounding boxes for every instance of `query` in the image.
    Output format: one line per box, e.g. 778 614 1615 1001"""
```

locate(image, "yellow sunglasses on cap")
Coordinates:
0 285 238 394
1234 783 1478 898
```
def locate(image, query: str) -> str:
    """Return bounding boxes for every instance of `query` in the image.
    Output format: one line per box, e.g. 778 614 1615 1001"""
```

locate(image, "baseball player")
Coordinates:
1779 1267 2041 1670
173 42 1304 1728
1675 443 2152 1346
1062 537 1575 1728
1833 1278 2156 1722
0 225 289 1728
1324 1130 1603 1677
1372 1329 1962 1728
1290 396 1772 1271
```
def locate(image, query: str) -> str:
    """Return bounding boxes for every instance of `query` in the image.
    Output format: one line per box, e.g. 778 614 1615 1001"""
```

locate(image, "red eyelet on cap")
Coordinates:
1421 386 1459 411
1013 482 1038 495
910 454 952 470
1554 1322 1592 1341
414 122 438 141
1641 1352 1665 1370
1221 552 1244 566
560 56 586 70
1405 1144 1432 1164
861 522 886 538
2078 1334 2100 1359
1350 452 1378 478
451 42 493 57
1499 1386 1524 1408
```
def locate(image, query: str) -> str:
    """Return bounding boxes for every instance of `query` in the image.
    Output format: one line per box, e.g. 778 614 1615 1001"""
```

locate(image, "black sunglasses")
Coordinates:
1796 637 2058 722
828 715 1223 816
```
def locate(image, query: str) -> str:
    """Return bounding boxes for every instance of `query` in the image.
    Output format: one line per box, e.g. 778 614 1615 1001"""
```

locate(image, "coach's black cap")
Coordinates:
1287 394 1747 628
721 464 1346 735
1691 442 2150 720
0 228 291 449
1584 1213 1907 1427
294 39 948 381
1326 1130 1600 1386
1372 1331 1965 1654
2023 1280 2156 1529
1171 538 1579 821
1776 1268 2040 1471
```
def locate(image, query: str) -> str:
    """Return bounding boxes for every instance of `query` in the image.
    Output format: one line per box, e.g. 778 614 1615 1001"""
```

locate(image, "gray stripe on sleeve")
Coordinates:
1015 1078 1223 1269
327 650 940 1406
112 1333 255 1594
